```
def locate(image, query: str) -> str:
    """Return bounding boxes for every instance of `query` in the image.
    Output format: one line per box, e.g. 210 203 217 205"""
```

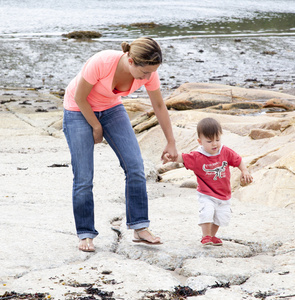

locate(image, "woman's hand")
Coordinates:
75 77 104 143
161 141 178 162
93 123 103 144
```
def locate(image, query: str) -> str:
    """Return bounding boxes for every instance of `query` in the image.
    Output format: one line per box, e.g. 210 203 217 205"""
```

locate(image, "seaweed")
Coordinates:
0 291 48 300
62 31 102 39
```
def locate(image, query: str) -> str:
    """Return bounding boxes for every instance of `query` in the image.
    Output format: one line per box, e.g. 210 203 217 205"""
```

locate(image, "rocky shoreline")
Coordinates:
0 84 295 299
1 35 295 100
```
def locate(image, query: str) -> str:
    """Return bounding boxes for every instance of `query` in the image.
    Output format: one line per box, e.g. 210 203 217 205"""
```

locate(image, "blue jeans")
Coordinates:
63 104 150 239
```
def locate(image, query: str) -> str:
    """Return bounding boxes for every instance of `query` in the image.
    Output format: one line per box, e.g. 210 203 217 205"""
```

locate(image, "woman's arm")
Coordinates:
147 88 178 160
74 77 103 143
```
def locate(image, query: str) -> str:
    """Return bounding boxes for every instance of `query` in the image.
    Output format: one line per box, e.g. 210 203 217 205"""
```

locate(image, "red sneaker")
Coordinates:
201 235 213 245
211 236 223 246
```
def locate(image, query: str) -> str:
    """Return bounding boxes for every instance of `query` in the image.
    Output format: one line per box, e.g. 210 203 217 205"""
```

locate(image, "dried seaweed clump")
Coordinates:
62 31 102 39
130 22 158 28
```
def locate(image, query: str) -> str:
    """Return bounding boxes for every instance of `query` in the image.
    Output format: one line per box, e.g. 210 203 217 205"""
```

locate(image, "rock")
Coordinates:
241 272 295 297
180 180 198 189
181 256 273 285
234 167 295 208
263 98 295 111
165 83 233 110
49 118 63 131
159 167 195 184
249 129 276 139
156 162 183 174
62 31 102 39
271 150 295 175
186 275 221 291
1 85 295 300
164 83 295 111
122 98 152 120
143 157 158 181
260 119 291 131
189 286 254 299
7 252 180 300
261 50 277 55
209 102 264 110
130 22 158 28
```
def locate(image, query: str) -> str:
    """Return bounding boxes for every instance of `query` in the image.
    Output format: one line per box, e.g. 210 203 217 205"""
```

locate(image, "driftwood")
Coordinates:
130 110 155 128
133 115 158 133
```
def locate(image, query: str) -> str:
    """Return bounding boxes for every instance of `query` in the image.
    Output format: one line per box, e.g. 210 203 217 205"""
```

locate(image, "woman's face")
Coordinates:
128 58 160 80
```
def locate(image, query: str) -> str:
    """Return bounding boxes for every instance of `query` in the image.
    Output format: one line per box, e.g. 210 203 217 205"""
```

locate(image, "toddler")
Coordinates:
163 117 253 245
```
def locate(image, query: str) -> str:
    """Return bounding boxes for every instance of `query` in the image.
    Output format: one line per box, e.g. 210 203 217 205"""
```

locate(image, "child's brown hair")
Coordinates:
197 117 222 139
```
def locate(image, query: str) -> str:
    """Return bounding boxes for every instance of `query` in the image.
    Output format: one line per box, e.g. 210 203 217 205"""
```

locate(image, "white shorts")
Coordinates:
198 193 231 227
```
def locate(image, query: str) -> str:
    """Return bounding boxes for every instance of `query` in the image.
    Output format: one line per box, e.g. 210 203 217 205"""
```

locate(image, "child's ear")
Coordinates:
197 138 202 145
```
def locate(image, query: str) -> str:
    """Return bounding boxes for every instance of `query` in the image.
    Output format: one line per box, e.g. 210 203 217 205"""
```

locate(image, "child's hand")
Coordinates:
162 153 172 164
240 171 253 186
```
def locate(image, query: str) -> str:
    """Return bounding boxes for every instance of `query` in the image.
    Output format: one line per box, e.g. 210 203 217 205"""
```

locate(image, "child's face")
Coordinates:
198 134 222 155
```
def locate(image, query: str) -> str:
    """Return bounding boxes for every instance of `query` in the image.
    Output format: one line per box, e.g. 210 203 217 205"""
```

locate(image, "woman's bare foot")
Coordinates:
133 228 162 245
79 238 95 252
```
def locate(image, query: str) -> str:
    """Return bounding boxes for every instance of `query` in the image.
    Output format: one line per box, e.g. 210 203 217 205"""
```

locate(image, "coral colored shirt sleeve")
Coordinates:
63 50 161 112
182 146 242 200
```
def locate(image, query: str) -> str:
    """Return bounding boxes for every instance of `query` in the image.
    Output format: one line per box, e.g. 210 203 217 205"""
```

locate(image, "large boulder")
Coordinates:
164 83 295 111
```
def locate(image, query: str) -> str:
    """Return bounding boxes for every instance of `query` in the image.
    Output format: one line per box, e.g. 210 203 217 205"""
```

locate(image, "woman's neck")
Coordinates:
119 54 131 74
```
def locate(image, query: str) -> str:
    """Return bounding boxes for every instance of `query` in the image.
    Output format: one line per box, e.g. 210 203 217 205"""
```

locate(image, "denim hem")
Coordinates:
78 233 99 240
127 221 150 230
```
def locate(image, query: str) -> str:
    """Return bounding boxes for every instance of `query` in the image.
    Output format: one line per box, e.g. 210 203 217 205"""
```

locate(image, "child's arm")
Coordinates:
238 160 253 184
162 153 184 164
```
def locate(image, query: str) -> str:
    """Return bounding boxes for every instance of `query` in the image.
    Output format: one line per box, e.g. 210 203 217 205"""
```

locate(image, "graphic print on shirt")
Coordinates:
202 161 228 180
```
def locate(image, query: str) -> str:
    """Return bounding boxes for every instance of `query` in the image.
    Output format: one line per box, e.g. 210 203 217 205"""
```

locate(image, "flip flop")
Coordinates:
132 228 162 245
79 238 95 252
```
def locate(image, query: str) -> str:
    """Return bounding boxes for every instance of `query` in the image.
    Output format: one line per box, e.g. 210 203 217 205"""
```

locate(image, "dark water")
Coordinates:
1 0 295 96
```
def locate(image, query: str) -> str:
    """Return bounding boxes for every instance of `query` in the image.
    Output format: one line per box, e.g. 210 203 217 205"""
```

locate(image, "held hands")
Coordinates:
162 153 171 164
161 142 178 164
161 144 183 165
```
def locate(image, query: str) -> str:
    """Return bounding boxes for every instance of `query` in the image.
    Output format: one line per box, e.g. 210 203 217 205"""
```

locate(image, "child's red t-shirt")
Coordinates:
182 145 242 200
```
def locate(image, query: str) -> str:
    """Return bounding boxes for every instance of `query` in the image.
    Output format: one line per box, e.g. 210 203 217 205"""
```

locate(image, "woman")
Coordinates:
63 37 177 252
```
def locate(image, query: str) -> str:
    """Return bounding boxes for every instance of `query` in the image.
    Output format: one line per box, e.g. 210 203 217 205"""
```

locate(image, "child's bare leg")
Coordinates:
200 223 213 245
200 223 212 236
211 224 223 246
211 224 219 237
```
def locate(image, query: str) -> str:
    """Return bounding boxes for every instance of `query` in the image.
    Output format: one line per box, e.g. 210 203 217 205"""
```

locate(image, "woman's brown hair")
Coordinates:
121 37 162 66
